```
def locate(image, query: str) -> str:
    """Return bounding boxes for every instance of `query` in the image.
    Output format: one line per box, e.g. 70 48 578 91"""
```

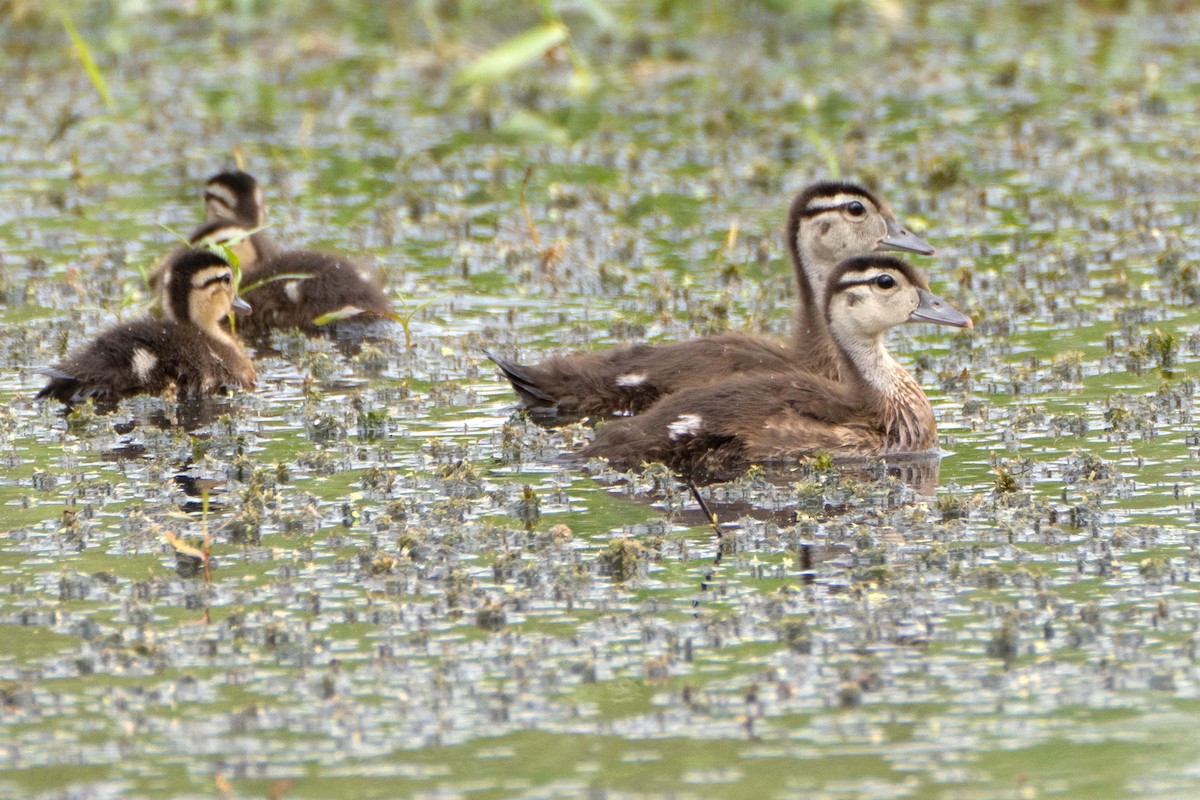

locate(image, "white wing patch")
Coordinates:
131 348 158 381
667 413 703 440
616 373 646 388
284 281 302 303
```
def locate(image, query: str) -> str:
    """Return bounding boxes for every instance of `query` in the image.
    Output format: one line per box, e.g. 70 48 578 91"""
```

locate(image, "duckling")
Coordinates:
490 182 933 415
146 168 279 300
580 255 971 478
37 250 257 405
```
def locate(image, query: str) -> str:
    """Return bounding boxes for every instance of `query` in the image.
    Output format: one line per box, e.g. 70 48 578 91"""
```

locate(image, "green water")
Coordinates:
2 1 1200 797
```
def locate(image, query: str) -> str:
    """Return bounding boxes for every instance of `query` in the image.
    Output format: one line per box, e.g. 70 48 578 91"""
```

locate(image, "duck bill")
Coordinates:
879 217 935 256
231 296 253 317
910 289 972 329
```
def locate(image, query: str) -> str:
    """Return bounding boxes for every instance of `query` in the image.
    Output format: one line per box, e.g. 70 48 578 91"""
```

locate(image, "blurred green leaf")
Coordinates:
313 305 366 326
57 5 114 109
497 109 569 145
571 0 619 29
453 22 569 87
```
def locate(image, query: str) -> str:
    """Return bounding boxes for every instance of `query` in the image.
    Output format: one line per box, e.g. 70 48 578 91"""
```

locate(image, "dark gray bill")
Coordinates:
879 217 935 256
232 296 253 316
910 288 972 329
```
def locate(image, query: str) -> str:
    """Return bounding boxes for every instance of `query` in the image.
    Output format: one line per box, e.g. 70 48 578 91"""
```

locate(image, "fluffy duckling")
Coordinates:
147 169 279 297
38 250 256 405
490 182 933 415
236 247 393 335
580 255 971 478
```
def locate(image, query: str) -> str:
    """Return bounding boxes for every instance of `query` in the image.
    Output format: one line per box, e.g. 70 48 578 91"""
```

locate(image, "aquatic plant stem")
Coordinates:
687 480 725 607
520 166 540 249
202 493 213 624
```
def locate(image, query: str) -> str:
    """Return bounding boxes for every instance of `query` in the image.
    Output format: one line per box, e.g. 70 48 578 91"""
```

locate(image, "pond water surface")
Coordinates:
2 2 1200 798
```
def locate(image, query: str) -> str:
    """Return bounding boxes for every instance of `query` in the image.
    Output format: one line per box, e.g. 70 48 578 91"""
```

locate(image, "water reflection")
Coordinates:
589 450 943 532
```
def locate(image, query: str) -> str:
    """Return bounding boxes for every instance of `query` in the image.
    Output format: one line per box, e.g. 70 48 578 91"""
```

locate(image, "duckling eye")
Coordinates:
847 201 866 217
875 274 896 289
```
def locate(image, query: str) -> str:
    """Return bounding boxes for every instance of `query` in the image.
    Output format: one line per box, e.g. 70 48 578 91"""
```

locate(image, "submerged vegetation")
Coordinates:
3 0 1200 797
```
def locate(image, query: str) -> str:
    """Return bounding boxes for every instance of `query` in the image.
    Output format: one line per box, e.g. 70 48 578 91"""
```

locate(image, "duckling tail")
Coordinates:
484 351 556 407
34 368 77 402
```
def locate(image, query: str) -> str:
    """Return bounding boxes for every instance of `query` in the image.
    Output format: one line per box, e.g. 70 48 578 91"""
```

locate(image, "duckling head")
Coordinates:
164 250 252 331
825 255 971 342
152 222 260 312
204 169 267 228
789 182 935 292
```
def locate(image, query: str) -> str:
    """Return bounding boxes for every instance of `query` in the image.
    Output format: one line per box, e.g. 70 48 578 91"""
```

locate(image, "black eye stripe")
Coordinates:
799 199 874 219
198 273 233 288
836 274 899 291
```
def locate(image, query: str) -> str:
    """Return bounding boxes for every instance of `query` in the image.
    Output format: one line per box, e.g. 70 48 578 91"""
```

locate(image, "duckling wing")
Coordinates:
581 371 872 475
490 334 795 416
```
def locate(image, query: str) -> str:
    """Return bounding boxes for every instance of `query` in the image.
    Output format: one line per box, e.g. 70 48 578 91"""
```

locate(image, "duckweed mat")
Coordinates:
2 2 1200 798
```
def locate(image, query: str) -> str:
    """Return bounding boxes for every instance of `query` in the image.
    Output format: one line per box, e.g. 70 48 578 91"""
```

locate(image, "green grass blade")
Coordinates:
453 22 568 88
57 7 114 110
804 130 840 178
313 306 366 326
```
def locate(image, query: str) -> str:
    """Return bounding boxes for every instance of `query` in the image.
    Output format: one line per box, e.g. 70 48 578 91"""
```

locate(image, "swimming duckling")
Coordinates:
37 250 257 405
490 182 933 415
148 169 280 293
580 255 971 478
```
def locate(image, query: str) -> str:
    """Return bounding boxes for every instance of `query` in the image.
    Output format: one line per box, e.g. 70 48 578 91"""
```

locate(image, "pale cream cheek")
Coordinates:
190 288 229 327
188 293 204 326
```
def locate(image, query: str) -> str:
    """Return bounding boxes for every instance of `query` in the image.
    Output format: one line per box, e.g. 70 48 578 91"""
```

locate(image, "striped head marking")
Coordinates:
790 182 932 290
204 170 267 228
828 255 970 339
827 256 927 339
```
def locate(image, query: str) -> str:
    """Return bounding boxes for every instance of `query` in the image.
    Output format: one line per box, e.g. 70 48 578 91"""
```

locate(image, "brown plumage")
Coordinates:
580 256 972 479
203 170 268 229
38 250 256 405
236 248 393 334
490 181 933 415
